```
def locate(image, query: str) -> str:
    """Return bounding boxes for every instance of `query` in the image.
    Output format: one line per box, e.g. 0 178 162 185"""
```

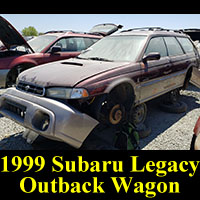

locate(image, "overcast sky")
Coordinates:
1 14 200 33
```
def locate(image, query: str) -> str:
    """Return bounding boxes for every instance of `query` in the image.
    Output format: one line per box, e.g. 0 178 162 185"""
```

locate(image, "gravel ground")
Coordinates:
0 84 199 150
141 84 200 150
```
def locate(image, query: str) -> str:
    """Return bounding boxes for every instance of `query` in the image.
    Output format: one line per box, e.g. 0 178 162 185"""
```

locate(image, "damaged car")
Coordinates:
0 27 200 149
0 16 122 87
190 116 200 150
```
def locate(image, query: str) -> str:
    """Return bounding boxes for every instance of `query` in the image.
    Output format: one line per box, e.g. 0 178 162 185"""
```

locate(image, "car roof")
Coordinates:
44 30 102 38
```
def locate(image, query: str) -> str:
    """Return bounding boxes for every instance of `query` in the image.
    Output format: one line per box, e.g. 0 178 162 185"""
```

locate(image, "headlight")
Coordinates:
46 87 89 99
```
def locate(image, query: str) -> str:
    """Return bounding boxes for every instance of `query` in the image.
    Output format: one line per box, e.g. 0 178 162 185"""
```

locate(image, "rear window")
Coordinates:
164 37 184 56
177 37 195 53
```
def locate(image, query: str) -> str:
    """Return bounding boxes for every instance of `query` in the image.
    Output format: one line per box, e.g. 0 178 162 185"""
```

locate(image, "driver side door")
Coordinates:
139 36 172 103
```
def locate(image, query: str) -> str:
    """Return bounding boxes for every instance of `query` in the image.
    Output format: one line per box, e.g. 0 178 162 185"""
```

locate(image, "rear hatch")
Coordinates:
180 29 200 88
181 29 200 42
90 23 123 36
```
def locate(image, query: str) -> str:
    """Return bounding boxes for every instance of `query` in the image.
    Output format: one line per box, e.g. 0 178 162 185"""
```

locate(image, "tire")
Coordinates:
6 64 34 88
135 123 151 139
129 103 147 127
159 100 187 114
6 68 18 88
163 89 180 104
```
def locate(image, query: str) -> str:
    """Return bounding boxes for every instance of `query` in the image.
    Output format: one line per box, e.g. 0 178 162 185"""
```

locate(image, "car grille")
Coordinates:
17 81 45 96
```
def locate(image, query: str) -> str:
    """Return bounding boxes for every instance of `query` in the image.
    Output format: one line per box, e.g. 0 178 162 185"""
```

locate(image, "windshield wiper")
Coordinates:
87 57 114 62
76 56 87 60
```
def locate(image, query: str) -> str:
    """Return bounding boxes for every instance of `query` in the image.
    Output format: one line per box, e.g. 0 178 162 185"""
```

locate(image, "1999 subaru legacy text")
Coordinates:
1 27 200 148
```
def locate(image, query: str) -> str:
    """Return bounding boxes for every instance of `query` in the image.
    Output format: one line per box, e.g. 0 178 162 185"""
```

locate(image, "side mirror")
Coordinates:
143 52 161 63
50 46 62 54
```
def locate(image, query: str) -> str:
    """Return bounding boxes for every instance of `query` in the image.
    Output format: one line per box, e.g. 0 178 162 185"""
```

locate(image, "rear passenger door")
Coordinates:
162 36 189 90
163 36 188 74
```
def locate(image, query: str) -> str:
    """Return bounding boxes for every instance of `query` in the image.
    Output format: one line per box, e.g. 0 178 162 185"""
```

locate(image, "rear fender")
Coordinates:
190 67 200 88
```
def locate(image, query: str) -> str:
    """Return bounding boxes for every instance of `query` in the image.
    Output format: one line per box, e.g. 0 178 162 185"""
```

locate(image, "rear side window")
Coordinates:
176 37 195 53
145 37 167 57
164 37 184 56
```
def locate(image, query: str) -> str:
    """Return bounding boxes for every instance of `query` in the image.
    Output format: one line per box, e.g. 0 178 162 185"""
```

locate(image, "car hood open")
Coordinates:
18 58 129 87
89 23 123 36
0 16 34 52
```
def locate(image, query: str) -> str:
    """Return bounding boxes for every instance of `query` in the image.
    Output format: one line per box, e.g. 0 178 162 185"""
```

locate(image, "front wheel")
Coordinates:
6 68 19 87
6 64 34 88
89 95 126 126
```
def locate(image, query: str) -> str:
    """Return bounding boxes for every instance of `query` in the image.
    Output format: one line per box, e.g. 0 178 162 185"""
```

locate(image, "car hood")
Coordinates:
0 16 34 52
18 58 129 87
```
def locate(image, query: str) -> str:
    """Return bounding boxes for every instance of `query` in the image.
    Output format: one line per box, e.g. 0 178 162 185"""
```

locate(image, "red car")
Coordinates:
191 116 200 150
0 16 122 87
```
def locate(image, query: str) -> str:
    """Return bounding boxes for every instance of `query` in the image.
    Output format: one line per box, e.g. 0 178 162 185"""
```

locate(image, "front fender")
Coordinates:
104 77 137 94
9 56 37 69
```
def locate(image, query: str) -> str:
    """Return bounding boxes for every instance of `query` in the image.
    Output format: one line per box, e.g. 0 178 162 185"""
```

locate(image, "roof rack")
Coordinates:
121 27 183 34
44 30 72 34
44 30 102 36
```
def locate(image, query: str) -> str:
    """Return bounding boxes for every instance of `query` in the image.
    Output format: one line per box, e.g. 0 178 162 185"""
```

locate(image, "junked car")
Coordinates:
190 116 200 150
0 16 122 87
0 27 200 149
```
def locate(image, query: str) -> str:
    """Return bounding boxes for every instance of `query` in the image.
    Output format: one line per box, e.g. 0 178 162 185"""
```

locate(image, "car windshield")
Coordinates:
78 35 147 62
28 35 57 53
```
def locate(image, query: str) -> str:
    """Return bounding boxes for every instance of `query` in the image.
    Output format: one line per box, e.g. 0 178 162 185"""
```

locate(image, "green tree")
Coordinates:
22 26 38 36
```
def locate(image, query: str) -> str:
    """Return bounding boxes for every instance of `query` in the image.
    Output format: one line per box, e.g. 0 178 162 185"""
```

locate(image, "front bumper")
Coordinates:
0 88 99 148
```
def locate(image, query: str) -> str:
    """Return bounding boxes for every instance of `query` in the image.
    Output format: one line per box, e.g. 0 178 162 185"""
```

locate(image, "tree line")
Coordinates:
22 26 43 36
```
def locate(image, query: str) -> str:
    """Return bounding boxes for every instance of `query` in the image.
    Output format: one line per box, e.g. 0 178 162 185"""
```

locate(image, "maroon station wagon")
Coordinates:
0 16 122 87
1 27 200 149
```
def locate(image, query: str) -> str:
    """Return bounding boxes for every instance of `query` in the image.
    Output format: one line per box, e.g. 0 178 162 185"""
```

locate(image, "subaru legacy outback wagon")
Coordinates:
1 27 200 149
